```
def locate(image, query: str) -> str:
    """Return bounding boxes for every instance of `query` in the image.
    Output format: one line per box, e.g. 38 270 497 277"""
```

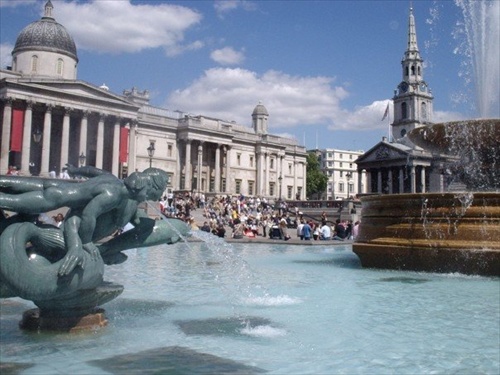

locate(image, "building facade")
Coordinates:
356 6 452 194
310 148 365 200
0 1 307 200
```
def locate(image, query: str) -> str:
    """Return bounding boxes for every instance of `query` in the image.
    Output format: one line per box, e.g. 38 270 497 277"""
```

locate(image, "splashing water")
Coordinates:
454 0 500 118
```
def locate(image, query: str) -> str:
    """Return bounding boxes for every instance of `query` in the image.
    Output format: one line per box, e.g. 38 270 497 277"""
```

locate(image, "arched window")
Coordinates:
31 55 38 72
421 102 427 120
411 65 416 75
405 66 409 76
56 58 64 76
401 102 408 119
417 66 421 76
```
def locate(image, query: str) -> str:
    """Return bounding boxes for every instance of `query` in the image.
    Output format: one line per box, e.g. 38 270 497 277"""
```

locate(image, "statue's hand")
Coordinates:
83 242 101 261
58 248 85 276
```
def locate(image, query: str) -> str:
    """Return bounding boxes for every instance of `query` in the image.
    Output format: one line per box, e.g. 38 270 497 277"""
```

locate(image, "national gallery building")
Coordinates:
0 1 307 200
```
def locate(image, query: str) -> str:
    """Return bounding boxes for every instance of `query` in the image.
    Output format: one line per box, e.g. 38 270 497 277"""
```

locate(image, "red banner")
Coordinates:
10 108 25 152
119 127 129 163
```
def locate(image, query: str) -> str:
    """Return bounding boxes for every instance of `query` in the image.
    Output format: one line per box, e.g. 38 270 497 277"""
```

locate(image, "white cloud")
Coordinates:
166 67 354 129
0 43 13 68
210 47 245 65
52 0 203 55
214 0 257 19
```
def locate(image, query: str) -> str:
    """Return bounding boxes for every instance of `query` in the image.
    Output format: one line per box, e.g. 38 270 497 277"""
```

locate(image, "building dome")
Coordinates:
12 1 78 62
252 101 269 116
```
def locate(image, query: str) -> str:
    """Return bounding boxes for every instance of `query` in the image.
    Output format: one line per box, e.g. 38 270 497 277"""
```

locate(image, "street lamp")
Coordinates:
79 152 86 167
32 128 42 143
147 143 155 168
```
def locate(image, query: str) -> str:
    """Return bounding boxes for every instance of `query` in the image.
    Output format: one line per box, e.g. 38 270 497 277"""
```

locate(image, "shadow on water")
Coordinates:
293 252 362 269
378 276 432 284
174 316 273 336
88 346 266 375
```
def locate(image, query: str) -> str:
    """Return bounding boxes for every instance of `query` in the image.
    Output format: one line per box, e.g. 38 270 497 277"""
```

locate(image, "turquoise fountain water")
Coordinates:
1 238 499 374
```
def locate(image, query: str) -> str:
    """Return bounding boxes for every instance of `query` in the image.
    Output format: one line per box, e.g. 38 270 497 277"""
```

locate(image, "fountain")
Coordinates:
353 1 499 276
0 165 190 332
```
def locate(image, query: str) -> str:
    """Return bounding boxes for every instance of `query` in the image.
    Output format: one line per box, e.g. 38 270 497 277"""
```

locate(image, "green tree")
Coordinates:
306 152 328 199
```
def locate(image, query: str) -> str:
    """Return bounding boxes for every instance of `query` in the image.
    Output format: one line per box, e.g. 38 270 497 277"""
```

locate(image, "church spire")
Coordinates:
406 6 419 54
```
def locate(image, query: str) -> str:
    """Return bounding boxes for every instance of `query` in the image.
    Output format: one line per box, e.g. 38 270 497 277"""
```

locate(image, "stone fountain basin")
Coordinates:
353 192 500 276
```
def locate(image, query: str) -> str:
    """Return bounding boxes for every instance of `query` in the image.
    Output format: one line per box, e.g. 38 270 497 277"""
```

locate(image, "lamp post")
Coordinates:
79 152 86 167
147 143 155 168
31 128 43 175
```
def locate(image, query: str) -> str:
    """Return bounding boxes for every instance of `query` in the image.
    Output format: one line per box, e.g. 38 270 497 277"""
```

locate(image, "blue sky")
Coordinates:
1 0 498 152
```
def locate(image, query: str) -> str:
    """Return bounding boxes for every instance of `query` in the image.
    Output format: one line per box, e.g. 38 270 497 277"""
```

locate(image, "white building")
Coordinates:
311 148 365 200
0 1 307 200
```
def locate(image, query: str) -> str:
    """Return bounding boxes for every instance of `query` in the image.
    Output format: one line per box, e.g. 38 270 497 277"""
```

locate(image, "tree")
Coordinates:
306 152 328 199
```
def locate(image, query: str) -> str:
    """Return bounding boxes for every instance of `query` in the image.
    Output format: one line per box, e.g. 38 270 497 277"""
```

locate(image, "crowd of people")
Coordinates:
158 192 360 242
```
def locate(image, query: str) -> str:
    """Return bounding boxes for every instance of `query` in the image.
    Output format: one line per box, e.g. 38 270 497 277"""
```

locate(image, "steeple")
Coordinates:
391 5 434 145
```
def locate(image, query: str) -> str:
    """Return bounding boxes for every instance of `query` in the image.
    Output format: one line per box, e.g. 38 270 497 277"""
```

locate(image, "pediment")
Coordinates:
356 141 411 165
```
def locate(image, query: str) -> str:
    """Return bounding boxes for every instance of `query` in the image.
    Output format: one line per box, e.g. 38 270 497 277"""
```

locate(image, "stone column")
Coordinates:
112 118 121 176
293 161 298 199
96 114 105 169
410 165 416 193
21 101 33 174
79 111 89 162
377 170 382 193
399 168 405 193
128 121 137 173
197 142 204 192
41 105 52 176
387 169 393 194
225 146 231 193
1 98 13 174
264 152 269 196
420 166 426 193
214 144 221 192
256 151 263 196
185 140 192 191
60 107 71 168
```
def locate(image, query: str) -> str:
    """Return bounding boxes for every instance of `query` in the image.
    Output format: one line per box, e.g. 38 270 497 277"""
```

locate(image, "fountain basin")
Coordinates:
353 192 500 276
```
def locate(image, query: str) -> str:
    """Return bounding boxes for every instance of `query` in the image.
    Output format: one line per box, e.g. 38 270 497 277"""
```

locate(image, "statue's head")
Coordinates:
124 168 169 202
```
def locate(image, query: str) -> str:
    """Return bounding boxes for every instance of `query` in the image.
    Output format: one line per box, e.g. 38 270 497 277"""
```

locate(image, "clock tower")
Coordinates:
391 6 434 145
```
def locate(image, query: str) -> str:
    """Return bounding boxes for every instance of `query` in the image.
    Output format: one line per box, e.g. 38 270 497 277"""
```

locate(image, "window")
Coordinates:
328 152 332 158
421 102 427 120
221 178 226 192
296 187 302 199
167 144 173 157
349 154 353 160
209 178 215 192
237 153 241 166
288 163 292 174
339 182 345 192
340 171 343 177
56 58 63 76
339 153 343 159
401 102 408 119
328 161 333 167
250 155 254 168
269 182 275 196
235 179 242 194
349 183 354 193
270 158 274 169
248 180 254 195
31 55 38 72
287 186 293 199
340 162 343 168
